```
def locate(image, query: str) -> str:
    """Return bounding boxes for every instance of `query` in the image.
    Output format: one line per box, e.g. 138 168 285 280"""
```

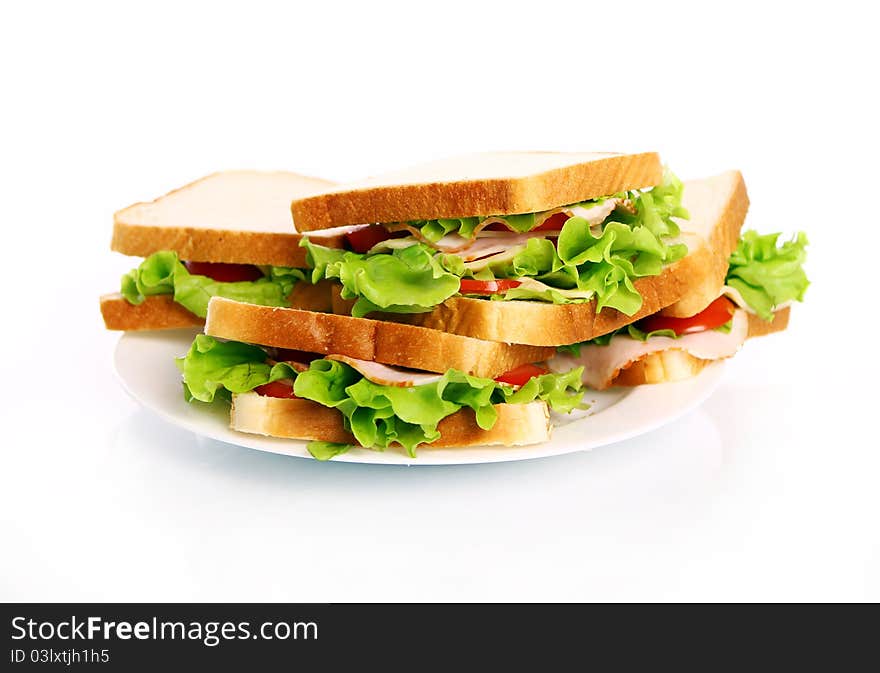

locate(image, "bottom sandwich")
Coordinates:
178 330 586 461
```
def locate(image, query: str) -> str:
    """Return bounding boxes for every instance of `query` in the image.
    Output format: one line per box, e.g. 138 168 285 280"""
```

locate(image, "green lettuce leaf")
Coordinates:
498 368 585 414
176 334 296 403
307 441 352 461
726 230 809 320
415 217 482 242
180 336 587 458
303 240 460 317
121 251 304 317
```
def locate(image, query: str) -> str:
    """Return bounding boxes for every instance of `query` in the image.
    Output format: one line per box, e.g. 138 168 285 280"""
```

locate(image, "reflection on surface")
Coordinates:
120 408 721 502
103 405 727 600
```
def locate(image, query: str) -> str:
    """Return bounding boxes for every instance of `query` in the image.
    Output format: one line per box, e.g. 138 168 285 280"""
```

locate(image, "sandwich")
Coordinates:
292 154 807 382
100 170 348 331
290 151 750 346
108 154 807 461
177 298 587 460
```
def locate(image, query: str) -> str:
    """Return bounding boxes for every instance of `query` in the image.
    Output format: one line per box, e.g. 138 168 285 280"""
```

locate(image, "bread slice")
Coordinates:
612 308 790 387
657 171 748 317
230 394 551 448
330 171 750 346
112 170 343 267
205 297 555 378
100 279 337 332
291 151 662 231
100 293 204 330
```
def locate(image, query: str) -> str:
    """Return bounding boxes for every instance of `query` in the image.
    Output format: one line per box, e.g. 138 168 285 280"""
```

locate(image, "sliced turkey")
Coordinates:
325 354 443 387
547 309 749 390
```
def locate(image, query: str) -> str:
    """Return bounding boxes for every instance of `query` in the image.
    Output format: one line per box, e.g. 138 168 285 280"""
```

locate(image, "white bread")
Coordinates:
100 279 337 332
330 171 749 346
205 297 555 378
112 170 343 267
658 171 748 317
612 308 790 387
230 394 551 448
291 151 662 231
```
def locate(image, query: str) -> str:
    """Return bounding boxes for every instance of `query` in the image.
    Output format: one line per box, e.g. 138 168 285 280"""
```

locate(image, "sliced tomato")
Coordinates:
458 278 522 295
345 226 394 253
184 261 264 282
254 381 298 399
638 296 735 336
533 212 570 231
494 363 549 387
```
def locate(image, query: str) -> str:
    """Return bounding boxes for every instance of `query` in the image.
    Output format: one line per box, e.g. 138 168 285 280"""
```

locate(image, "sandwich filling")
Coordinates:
301 170 689 318
549 230 809 388
119 250 306 317
178 335 586 460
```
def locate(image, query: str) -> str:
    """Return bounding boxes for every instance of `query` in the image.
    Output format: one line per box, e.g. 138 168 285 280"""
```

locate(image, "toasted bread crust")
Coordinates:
111 224 329 267
746 306 790 337
230 394 551 448
112 170 342 266
100 280 337 332
291 152 662 231
612 349 711 386
327 171 749 345
205 297 554 378
611 307 792 386
100 293 204 331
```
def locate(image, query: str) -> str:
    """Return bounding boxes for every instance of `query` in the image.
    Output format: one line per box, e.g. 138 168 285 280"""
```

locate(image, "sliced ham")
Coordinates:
325 354 443 387
302 223 375 238
548 309 749 390
463 246 526 271
567 199 620 224
456 232 553 263
511 277 595 299
369 231 557 263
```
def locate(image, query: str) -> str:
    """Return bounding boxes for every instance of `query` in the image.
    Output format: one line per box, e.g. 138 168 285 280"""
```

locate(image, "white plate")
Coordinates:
114 328 726 466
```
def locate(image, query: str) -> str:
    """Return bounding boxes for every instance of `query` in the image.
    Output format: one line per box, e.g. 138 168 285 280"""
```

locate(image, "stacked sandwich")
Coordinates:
102 153 808 460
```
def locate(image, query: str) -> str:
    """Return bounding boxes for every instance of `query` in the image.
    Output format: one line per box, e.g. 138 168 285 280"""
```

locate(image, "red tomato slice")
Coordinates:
638 296 735 336
533 212 570 231
345 226 394 253
184 261 264 282
458 279 522 295
494 363 549 387
254 381 298 399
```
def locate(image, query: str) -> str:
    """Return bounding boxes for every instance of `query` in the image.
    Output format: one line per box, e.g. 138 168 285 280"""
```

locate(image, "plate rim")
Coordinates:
113 329 726 466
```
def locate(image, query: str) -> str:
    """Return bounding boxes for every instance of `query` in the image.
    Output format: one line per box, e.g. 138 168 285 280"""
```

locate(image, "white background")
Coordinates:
1 1 878 601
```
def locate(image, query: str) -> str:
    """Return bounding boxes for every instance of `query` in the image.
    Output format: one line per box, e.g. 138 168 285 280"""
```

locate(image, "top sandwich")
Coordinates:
293 152 747 346
101 170 345 331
